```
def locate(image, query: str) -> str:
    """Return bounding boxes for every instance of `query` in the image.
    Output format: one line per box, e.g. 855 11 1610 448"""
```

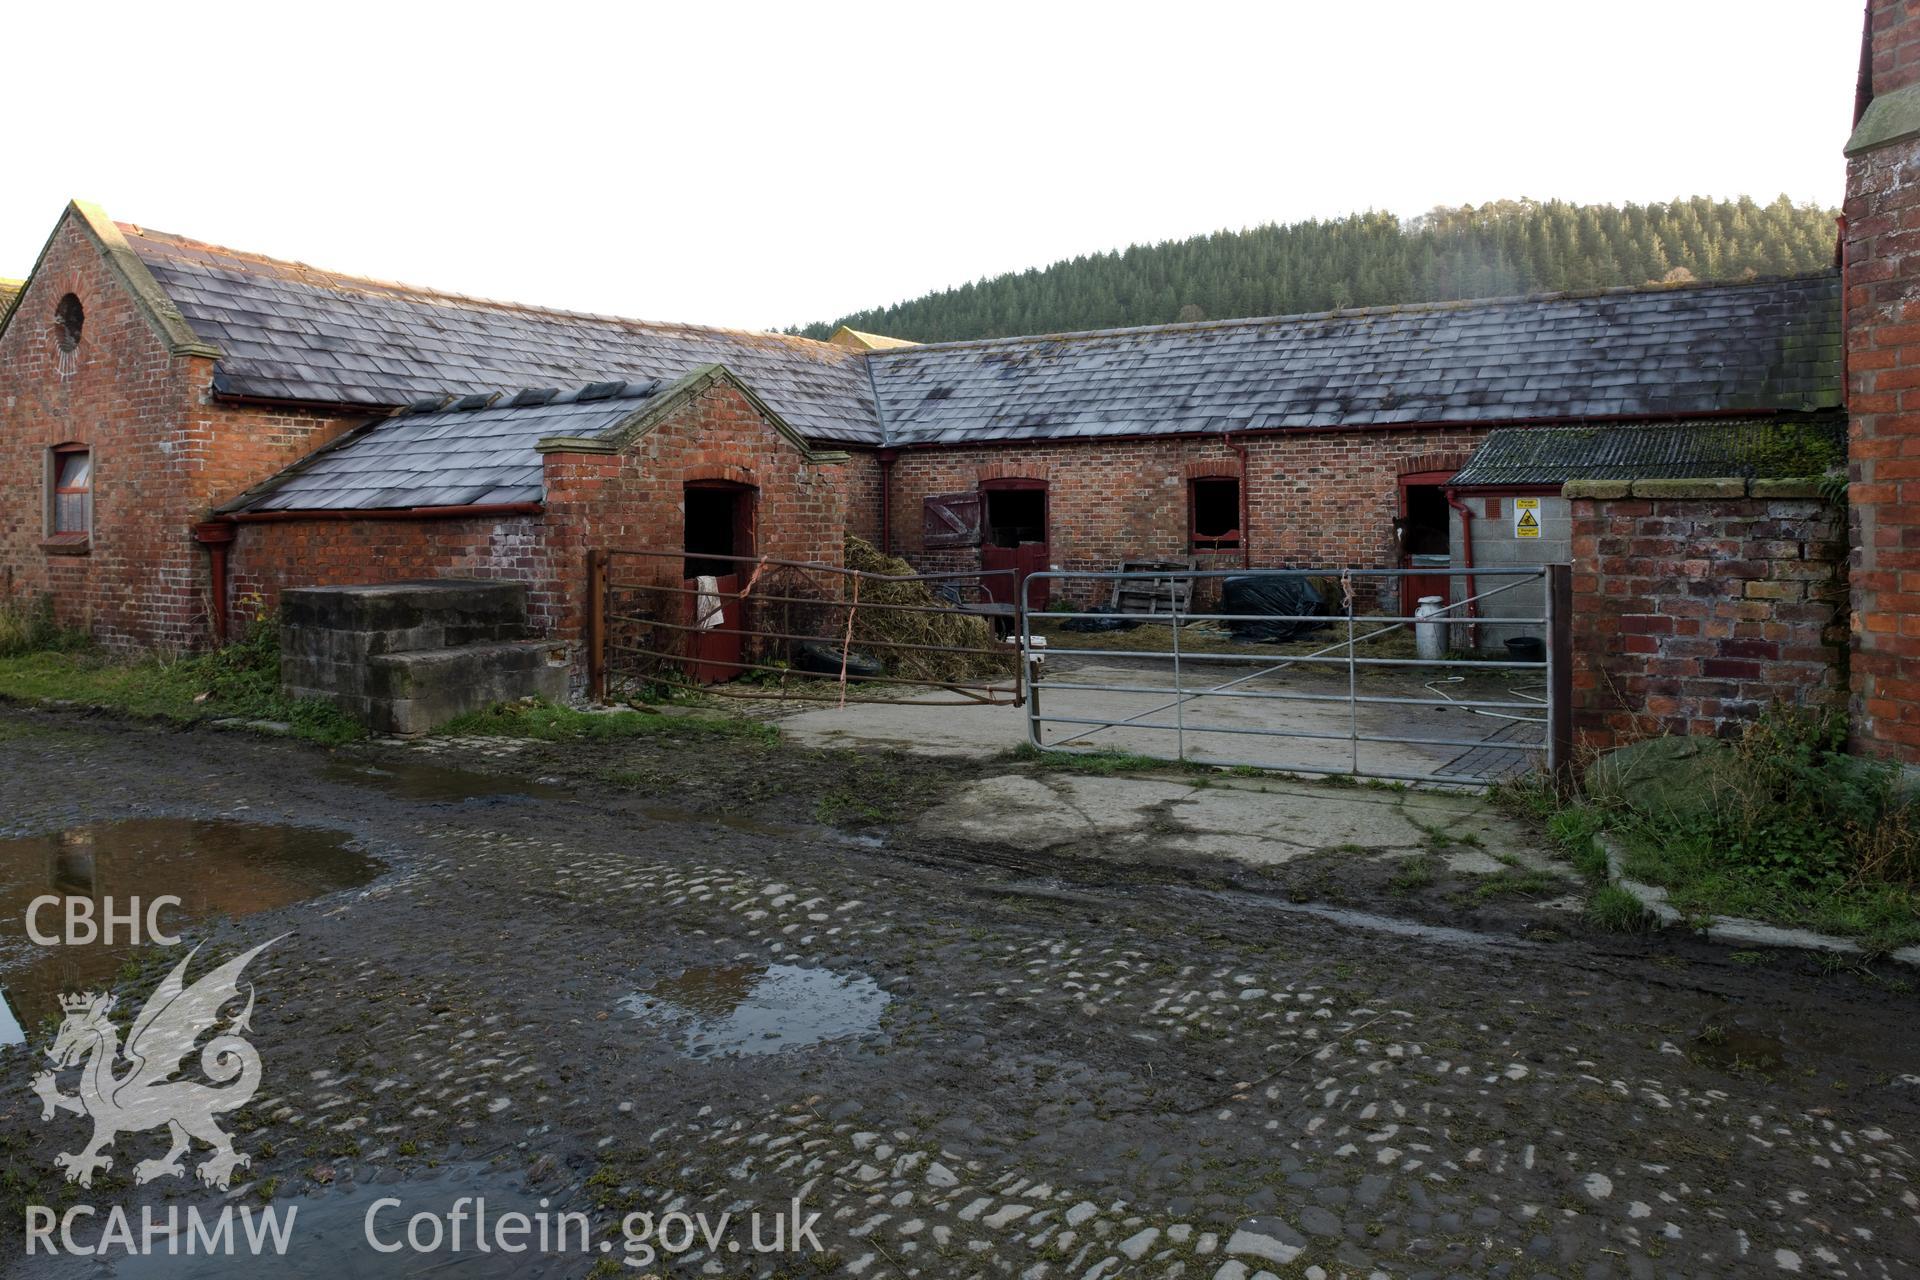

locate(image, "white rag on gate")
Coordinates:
693 575 726 630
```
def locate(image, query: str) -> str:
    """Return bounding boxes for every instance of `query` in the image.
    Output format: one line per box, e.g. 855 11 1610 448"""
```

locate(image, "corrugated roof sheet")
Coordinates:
0 279 21 315
1449 417 1847 486
120 227 884 446
865 274 1843 444
224 380 660 513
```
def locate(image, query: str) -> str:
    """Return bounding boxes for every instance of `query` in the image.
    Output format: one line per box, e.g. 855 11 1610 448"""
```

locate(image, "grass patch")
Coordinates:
1471 868 1563 900
1588 884 1655 933
0 611 359 745
438 698 778 745
1007 741 1209 777
1387 854 1439 896
1504 708 1920 953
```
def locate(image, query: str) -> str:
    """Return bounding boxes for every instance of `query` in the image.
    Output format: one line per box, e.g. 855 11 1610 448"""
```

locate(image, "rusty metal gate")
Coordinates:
587 548 1023 706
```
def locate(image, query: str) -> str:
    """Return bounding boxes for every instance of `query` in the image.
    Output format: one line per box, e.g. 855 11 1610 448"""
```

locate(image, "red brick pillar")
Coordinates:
1843 0 1920 762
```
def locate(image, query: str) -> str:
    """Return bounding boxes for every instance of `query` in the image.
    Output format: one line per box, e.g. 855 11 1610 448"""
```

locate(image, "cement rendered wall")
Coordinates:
1446 493 1570 653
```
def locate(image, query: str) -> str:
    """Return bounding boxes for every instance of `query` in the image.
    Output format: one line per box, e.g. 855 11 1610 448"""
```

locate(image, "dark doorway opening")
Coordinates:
683 482 756 681
1397 473 1454 616
981 481 1050 610
684 482 754 578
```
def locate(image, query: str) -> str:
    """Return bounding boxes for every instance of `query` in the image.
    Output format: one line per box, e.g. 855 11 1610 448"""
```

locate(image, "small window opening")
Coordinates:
52 446 92 536
683 482 753 578
54 295 84 352
984 488 1045 548
1190 477 1241 550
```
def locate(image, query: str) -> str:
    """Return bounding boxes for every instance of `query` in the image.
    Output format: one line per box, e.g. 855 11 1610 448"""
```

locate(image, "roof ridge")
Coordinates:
116 223 859 362
864 269 1842 357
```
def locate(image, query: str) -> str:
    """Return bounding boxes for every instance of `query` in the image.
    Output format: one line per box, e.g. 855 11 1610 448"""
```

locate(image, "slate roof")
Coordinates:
865 273 1843 444
1449 416 1847 487
222 380 661 513
119 227 883 446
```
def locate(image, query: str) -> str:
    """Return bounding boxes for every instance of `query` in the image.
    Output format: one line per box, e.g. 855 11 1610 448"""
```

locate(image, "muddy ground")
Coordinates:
0 705 1915 1278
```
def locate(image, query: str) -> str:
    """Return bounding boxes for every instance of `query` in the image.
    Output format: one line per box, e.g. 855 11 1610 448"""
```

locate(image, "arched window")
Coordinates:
54 294 83 352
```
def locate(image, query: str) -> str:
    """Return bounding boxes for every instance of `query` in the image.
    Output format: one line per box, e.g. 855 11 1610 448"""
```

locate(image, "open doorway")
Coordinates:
981 480 1050 610
1396 472 1454 617
683 481 756 681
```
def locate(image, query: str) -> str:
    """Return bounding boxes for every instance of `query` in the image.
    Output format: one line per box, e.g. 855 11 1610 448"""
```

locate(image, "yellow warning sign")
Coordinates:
1513 498 1542 538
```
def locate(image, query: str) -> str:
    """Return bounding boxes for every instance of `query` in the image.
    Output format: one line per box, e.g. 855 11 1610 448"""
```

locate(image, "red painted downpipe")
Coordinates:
192 519 238 646
1225 432 1252 568
877 448 898 555
1444 487 1479 647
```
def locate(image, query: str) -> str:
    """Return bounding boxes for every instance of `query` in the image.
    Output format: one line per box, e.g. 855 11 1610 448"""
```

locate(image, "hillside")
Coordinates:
794 196 1839 343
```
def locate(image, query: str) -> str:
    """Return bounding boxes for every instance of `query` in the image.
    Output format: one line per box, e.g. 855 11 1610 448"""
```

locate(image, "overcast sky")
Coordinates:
1 1 1860 332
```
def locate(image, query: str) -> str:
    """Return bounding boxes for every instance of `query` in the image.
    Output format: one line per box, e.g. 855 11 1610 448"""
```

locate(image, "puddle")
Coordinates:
622 963 890 1058
1690 1027 1789 1074
323 758 568 803
0 820 380 1040
104 1163 567 1278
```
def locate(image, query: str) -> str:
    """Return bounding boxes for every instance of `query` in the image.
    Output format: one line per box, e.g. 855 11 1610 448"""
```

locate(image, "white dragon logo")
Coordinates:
30 938 278 1191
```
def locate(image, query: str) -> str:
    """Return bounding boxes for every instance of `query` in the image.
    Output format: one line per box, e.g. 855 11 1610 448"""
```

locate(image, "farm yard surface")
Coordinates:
0 706 1914 1279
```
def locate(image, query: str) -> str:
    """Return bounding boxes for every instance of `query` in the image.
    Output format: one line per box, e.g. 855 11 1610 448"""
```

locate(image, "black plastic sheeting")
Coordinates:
794 641 885 679
1059 606 1142 633
1220 575 1328 642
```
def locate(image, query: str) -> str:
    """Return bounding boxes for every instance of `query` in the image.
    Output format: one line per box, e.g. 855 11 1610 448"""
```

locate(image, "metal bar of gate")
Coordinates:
1017 565 1555 783
1042 572 1542 749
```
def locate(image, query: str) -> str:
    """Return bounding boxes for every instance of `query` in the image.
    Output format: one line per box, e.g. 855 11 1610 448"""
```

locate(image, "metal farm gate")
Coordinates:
584 550 1571 787
1016 565 1573 786
586 548 1024 706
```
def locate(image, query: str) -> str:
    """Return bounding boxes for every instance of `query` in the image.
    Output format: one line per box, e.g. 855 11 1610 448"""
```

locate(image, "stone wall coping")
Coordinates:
1561 476 1828 501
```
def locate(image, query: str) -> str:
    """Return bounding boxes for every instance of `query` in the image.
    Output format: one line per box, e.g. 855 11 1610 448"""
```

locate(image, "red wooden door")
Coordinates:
982 543 1050 610
684 572 743 683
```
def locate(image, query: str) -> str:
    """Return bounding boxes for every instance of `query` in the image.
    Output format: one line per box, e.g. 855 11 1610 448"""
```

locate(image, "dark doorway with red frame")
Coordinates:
683 481 756 682
981 480 1050 611
1396 471 1454 617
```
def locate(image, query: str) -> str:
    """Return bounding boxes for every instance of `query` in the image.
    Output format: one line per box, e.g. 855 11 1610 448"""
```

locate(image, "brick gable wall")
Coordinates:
0 216 361 651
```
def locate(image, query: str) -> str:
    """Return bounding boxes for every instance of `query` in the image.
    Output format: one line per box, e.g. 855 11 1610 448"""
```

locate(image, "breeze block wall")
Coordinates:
886 428 1487 605
1566 478 1848 750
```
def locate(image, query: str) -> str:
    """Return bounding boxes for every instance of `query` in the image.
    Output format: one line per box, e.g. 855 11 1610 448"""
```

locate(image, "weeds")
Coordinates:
0 593 88 658
1588 884 1655 933
0 609 359 744
439 698 777 746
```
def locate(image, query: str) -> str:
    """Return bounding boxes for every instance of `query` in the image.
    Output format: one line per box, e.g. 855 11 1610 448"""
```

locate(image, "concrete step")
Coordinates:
357 641 570 736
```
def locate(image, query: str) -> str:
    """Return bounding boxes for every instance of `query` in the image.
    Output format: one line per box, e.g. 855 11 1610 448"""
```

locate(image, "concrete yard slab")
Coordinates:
775 662 1548 783
913 770 1579 883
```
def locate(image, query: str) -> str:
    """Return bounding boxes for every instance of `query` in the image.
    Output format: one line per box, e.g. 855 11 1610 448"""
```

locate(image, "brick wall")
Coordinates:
543 374 851 642
226 514 549 637
0 211 360 651
1846 6 1920 761
887 429 1487 603
1567 479 1848 750
226 376 853 662
1868 0 1920 99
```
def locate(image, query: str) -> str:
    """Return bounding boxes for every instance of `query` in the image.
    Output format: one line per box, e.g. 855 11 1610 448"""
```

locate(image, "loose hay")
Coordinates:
837 536 1015 685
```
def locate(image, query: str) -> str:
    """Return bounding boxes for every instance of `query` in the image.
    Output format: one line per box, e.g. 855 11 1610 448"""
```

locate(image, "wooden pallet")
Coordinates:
1110 558 1198 616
